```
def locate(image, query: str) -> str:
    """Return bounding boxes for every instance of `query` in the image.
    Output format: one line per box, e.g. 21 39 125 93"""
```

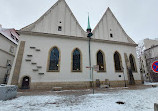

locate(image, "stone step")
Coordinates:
36 49 40 51
52 87 62 91
152 85 157 88
30 46 36 49
25 59 31 62
100 85 109 88
38 73 44 75
33 69 38 71
31 62 37 65
27 55 33 57
37 66 42 68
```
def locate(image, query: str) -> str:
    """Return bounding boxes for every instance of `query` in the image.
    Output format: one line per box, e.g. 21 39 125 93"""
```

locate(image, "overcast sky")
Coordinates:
0 0 158 43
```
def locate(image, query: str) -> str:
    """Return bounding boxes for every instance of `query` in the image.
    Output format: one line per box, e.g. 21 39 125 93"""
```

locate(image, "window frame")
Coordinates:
114 51 123 72
129 54 137 72
110 33 113 38
96 50 106 72
58 26 62 31
71 48 82 72
47 46 61 72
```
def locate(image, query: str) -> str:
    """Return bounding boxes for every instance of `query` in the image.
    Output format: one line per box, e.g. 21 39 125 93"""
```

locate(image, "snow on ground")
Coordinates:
144 82 158 85
0 87 158 111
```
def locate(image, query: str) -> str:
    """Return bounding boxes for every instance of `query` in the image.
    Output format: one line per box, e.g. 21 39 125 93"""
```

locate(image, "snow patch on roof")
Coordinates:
0 26 19 44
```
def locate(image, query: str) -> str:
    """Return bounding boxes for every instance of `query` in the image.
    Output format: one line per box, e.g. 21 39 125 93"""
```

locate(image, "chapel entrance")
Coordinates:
21 76 30 89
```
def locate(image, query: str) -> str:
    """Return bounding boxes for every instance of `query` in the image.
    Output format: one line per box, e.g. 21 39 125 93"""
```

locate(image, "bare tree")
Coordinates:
136 40 145 83
136 40 145 58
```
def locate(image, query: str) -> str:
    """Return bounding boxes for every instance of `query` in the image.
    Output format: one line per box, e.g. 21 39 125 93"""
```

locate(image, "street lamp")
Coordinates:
87 32 93 87
87 15 93 87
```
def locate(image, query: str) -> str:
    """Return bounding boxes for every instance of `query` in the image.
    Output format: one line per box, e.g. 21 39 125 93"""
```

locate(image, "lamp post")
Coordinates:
87 15 93 87
87 32 93 87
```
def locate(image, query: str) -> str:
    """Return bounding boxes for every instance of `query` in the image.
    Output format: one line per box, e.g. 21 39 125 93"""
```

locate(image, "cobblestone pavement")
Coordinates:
1 84 156 111
17 84 152 97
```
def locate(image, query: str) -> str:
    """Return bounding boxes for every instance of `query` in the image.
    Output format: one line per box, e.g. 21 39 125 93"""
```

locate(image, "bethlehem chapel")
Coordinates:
8 0 141 89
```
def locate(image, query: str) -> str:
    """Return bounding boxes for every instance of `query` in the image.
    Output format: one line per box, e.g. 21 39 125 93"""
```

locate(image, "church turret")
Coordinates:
87 15 91 33
87 15 93 38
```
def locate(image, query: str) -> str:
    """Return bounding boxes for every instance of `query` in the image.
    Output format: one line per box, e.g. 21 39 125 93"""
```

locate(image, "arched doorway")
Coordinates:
21 76 30 89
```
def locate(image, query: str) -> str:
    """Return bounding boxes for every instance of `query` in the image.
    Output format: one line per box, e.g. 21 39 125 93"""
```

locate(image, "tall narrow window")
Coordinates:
97 50 105 71
49 47 60 71
129 54 137 72
72 48 81 71
110 33 113 38
114 51 122 72
10 46 14 53
58 26 62 31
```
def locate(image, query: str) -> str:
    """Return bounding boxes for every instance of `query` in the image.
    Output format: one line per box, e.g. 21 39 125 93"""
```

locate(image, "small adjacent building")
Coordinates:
0 25 19 84
139 38 158 82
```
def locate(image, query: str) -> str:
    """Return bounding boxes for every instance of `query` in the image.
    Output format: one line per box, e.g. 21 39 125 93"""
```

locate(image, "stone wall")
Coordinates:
17 80 142 90
0 85 17 101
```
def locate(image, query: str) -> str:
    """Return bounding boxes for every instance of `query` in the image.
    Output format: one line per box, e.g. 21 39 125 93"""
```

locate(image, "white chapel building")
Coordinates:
8 0 141 89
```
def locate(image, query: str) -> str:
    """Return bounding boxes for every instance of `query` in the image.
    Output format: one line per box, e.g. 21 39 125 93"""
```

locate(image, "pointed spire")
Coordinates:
87 14 93 38
87 15 91 30
87 14 92 33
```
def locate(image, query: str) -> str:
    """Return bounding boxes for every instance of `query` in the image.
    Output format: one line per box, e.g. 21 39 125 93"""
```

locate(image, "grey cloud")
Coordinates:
0 0 157 43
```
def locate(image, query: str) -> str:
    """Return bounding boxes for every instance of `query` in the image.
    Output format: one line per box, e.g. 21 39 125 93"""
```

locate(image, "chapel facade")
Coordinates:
8 0 141 89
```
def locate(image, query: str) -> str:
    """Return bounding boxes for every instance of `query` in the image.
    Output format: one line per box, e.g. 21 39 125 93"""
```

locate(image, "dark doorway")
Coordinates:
21 76 30 89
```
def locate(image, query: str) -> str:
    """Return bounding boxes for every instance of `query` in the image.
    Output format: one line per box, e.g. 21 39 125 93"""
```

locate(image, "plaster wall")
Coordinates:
0 34 17 84
24 0 86 37
10 34 141 85
93 8 130 43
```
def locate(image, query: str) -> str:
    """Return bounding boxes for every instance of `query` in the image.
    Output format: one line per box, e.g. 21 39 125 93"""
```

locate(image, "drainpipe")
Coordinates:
88 36 92 87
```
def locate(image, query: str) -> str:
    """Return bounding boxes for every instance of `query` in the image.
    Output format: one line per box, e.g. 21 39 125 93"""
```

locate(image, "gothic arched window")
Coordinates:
114 51 122 72
72 48 81 71
129 54 137 72
48 47 60 71
97 50 105 71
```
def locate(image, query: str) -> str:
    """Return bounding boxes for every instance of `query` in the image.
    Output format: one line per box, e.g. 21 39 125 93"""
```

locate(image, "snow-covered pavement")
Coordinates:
0 87 158 111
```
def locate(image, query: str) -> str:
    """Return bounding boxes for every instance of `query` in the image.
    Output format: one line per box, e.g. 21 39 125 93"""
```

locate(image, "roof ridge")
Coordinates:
20 0 59 31
20 0 86 35
92 7 136 44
